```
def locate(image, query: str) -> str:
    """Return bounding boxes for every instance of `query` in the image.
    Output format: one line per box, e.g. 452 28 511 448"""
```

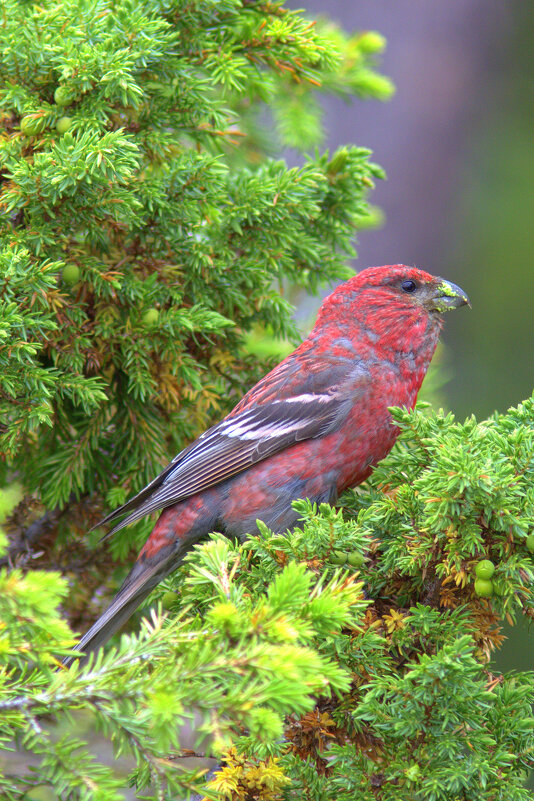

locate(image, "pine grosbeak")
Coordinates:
71 264 469 661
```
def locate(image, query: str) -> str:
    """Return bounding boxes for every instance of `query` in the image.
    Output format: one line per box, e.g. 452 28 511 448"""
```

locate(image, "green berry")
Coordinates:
142 308 160 326
161 591 178 609
330 550 347 565
475 559 495 580
474 578 494 598
56 116 72 134
61 264 80 285
20 115 46 136
347 550 365 568
526 534 534 552
54 86 72 106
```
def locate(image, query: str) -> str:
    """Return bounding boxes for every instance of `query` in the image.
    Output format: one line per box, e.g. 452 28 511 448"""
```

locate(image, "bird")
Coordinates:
69 264 469 663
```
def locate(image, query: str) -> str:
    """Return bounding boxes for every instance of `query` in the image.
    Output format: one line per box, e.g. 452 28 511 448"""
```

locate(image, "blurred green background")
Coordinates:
286 0 534 683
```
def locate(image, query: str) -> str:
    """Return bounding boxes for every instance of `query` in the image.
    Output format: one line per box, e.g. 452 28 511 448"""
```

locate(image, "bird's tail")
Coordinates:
64 544 179 667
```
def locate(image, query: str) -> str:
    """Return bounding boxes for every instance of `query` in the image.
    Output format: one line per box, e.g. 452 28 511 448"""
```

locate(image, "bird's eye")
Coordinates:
401 279 417 293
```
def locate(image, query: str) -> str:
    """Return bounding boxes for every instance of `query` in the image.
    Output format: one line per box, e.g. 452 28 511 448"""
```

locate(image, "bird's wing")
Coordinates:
97 358 369 535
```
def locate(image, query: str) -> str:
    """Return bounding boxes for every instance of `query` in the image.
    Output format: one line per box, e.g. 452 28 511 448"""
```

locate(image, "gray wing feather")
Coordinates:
97 363 368 536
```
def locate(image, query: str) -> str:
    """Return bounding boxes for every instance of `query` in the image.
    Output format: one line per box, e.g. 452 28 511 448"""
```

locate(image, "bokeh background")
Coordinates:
286 0 534 677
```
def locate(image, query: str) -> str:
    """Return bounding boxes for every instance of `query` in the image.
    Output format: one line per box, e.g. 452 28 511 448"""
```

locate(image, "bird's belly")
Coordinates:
219 443 339 536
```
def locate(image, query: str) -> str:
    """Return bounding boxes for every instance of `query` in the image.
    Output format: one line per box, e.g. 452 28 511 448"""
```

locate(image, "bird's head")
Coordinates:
351 265 470 314
313 264 470 357
322 264 470 318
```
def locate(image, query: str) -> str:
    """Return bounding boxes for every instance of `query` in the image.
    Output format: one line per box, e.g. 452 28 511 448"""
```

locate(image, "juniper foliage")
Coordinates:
1 400 534 799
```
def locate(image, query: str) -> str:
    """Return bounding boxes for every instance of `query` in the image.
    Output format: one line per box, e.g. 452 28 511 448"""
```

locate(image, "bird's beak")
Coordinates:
430 279 471 313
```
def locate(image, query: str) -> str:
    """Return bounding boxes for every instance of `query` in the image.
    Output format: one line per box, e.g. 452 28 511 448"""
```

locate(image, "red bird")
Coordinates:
72 265 469 661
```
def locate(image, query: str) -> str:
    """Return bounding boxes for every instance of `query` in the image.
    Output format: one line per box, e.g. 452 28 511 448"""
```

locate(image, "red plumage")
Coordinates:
70 265 469 662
